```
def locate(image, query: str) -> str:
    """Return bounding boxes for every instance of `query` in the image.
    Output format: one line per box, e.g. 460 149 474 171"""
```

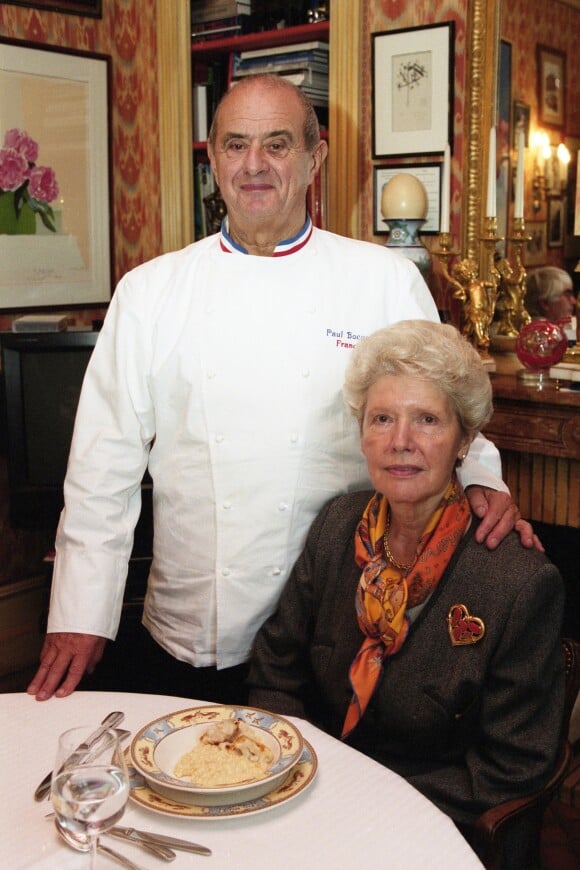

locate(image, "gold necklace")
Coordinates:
383 512 417 572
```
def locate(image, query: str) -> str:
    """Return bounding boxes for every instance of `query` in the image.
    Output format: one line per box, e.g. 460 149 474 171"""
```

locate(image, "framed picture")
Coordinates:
537 45 566 129
0 38 112 310
372 22 454 158
547 197 565 247
512 100 530 148
544 148 568 196
522 220 548 266
3 1 102 16
373 163 442 235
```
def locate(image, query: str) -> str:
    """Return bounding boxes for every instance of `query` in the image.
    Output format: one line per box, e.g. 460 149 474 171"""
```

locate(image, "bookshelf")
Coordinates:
191 18 330 238
192 19 329 58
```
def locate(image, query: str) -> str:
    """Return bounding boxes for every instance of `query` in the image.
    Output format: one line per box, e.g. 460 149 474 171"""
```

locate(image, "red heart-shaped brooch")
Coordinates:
447 603 485 646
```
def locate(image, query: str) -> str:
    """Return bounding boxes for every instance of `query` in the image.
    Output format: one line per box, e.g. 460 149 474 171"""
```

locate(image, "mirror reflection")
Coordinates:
427 0 579 369
488 0 579 368
500 0 579 277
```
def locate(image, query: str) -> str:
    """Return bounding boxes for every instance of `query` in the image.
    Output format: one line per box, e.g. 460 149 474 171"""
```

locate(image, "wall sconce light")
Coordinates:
556 143 571 191
531 132 571 211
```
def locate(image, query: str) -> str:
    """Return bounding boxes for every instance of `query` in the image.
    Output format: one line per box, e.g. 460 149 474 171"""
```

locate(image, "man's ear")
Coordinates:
310 139 329 179
207 144 218 186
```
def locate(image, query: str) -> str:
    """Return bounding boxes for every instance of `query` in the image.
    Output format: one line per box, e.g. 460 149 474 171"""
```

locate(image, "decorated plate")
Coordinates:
128 740 317 819
130 705 304 806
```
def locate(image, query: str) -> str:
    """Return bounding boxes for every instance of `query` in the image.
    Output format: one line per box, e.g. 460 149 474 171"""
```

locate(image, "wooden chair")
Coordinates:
472 637 580 870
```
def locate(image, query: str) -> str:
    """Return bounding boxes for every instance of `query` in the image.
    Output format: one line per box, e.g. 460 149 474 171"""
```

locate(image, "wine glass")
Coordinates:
51 726 130 869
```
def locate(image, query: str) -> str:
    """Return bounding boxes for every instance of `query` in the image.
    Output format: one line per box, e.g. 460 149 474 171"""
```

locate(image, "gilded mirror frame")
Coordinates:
462 0 502 269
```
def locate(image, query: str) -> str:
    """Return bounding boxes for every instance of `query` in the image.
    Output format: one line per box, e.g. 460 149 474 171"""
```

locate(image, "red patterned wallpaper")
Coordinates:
503 0 579 138
0 0 162 327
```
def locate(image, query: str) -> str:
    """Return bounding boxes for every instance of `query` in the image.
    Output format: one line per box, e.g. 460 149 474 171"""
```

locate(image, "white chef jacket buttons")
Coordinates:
215 434 224 443
272 567 282 576
301 368 310 378
223 501 232 510
207 370 216 379
278 502 288 511
290 433 298 443
222 568 231 577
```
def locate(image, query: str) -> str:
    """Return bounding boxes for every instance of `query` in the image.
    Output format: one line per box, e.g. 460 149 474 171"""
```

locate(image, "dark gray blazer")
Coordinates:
248 490 565 826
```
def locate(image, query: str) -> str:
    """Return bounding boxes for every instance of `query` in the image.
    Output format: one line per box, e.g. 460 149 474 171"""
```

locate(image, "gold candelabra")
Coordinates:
494 219 531 338
434 217 539 363
435 218 505 362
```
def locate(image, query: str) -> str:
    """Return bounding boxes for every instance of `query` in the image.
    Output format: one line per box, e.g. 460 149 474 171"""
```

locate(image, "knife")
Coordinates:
34 710 125 801
106 828 176 861
112 826 212 856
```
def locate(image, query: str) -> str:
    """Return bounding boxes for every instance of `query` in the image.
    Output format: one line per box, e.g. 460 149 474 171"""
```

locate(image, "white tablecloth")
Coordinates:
3 691 483 869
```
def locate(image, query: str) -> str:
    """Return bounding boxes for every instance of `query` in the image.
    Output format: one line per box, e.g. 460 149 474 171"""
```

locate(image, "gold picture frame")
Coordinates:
537 44 566 129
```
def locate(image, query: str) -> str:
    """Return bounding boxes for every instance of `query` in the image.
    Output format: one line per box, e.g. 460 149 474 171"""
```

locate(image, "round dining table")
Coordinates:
3 690 483 869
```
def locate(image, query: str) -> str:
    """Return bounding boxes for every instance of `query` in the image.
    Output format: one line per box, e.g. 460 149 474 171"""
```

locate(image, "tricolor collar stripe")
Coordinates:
219 216 312 255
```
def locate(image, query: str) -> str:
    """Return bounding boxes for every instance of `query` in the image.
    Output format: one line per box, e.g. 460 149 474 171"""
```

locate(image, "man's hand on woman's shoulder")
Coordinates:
465 486 543 551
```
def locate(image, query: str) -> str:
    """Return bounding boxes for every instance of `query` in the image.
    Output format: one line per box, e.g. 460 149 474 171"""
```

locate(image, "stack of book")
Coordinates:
232 40 329 109
192 54 230 141
191 0 252 43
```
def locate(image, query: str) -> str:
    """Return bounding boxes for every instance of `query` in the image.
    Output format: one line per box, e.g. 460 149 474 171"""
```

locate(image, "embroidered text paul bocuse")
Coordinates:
326 328 367 349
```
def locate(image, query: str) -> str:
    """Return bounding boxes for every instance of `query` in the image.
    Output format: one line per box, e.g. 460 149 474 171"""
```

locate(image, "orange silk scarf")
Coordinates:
341 478 470 738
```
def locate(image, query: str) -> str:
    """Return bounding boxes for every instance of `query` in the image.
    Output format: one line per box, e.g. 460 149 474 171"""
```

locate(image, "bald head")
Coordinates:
208 74 321 153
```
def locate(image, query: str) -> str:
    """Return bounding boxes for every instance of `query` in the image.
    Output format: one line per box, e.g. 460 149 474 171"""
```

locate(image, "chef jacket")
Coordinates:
48 221 506 668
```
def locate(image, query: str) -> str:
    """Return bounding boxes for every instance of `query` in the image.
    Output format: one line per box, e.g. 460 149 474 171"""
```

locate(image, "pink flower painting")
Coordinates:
0 128 59 233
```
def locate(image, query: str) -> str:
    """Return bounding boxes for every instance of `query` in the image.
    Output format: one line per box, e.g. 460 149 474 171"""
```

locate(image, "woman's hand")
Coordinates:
465 486 543 551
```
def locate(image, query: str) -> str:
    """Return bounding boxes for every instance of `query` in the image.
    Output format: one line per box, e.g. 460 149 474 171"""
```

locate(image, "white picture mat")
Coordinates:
373 24 453 157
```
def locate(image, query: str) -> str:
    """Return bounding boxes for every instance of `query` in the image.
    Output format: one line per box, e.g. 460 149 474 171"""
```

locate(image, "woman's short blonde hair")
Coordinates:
343 320 493 436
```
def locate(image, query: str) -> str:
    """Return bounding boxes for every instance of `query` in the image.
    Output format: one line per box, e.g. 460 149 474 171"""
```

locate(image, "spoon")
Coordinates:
55 820 144 870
